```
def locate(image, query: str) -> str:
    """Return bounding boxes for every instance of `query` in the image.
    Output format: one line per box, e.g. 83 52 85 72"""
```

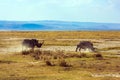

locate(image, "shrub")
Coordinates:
45 60 54 66
93 53 103 60
59 60 71 67
53 55 58 59
22 51 30 55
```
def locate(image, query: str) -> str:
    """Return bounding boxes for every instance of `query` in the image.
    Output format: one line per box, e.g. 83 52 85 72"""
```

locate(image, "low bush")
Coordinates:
59 60 71 67
22 51 30 55
93 53 103 60
45 60 55 66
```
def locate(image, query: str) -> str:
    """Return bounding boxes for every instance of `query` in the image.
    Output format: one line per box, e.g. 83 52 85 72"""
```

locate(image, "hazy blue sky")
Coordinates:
0 0 120 23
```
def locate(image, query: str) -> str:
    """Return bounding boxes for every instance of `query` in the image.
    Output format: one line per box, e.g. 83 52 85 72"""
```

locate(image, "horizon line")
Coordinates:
0 20 120 24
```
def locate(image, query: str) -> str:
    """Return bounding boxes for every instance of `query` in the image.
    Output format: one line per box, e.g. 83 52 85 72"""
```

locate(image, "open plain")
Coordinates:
0 31 120 80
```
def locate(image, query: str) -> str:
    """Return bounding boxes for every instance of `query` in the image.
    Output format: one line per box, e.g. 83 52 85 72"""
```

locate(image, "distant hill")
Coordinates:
0 20 120 31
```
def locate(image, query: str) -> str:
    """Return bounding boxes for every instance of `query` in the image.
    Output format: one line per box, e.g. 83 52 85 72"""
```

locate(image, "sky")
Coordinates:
0 0 120 23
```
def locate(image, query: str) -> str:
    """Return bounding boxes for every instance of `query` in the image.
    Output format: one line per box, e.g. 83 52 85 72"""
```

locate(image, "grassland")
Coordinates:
0 31 120 39
0 31 120 80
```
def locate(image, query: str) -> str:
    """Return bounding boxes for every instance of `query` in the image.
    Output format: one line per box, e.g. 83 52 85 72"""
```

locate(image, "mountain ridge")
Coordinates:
0 20 120 31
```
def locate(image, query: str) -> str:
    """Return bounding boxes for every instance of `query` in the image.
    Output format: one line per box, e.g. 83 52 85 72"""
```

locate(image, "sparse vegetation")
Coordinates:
100 47 120 51
93 53 103 60
0 31 120 80
22 50 31 55
45 60 54 66
59 59 71 67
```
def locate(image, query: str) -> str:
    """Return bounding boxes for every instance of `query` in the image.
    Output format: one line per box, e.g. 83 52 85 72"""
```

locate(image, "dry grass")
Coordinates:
0 31 120 80
0 31 120 46
59 59 72 67
93 53 103 60
100 47 120 51
0 52 120 80
0 31 120 39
